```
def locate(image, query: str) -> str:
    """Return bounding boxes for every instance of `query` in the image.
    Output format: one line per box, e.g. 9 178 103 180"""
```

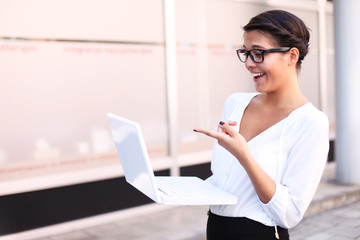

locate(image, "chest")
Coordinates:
212 124 287 186
239 104 293 142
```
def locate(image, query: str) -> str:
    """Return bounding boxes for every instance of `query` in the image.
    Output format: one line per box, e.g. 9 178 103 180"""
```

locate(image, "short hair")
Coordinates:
243 10 310 69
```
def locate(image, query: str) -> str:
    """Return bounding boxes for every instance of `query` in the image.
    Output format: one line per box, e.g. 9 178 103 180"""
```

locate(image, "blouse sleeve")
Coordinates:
260 111 329 228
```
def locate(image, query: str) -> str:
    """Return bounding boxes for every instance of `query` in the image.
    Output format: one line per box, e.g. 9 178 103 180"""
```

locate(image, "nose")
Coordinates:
245 55 256 70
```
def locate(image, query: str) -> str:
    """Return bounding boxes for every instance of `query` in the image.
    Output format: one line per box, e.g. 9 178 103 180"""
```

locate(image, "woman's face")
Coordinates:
242 30 291 93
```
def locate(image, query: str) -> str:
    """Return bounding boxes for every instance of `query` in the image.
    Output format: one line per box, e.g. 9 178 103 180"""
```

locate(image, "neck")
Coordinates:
261 75 308 109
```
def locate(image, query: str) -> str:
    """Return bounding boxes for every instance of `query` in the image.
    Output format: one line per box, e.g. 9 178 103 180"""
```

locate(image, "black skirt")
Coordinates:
207 211 290 240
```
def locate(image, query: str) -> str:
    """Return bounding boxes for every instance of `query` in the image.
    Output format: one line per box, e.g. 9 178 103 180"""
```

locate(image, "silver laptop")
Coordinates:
106 113 237 205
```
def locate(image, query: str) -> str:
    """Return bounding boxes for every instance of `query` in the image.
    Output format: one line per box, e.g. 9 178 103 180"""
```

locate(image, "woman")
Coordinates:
193 10 329 240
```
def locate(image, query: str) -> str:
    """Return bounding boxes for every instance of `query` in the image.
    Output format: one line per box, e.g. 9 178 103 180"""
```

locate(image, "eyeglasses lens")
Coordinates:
250 50 263 63
238 50 263 63
238 50 248 62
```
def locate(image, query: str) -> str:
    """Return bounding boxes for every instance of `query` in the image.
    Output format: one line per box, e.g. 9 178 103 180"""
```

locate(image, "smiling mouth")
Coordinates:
252 72 265 79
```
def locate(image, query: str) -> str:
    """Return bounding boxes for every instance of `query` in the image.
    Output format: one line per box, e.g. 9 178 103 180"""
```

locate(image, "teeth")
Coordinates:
252 73 264 77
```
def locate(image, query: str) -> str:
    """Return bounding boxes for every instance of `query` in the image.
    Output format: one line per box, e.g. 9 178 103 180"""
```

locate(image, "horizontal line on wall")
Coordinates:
0 36 164 46
0 36 243 49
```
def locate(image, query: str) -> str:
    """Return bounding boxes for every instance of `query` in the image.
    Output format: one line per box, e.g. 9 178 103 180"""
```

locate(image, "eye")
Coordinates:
252 49 263 57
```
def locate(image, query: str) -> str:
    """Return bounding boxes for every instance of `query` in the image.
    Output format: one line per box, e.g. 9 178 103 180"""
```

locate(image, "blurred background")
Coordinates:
0 0 338 238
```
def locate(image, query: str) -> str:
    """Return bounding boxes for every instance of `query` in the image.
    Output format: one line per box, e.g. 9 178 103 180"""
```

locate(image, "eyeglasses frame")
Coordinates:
236 47 292 63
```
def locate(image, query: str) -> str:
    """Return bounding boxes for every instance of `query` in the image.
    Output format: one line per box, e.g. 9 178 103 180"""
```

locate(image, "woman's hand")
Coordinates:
194 121 251 165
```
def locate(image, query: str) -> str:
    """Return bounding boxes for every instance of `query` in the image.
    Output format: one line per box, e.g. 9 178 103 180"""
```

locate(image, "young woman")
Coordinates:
194 10 329 240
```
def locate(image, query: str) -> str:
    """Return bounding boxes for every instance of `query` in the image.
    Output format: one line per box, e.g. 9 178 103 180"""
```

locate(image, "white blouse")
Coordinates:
207 92 329 229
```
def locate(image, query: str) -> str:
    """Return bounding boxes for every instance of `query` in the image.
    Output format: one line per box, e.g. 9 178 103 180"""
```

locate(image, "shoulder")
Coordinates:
224 92 259 107
294 103 328 124
222 92 259 115
288 103 329 135
281 104 329 157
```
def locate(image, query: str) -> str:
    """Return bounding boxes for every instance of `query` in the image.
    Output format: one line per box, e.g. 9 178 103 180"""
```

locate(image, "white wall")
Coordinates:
0 0 334 193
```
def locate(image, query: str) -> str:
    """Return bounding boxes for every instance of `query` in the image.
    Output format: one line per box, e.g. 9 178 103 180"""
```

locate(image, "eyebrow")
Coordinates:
242 44 265 49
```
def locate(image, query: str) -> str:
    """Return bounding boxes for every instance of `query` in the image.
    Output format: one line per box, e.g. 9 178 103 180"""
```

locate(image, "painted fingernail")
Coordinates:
193 129 198 132
219 121 225 125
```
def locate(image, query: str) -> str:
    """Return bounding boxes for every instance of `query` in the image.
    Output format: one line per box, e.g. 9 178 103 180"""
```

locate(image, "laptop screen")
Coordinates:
107 113 160 202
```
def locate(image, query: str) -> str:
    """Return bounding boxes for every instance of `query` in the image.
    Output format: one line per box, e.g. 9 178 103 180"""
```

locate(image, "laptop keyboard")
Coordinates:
156 177 202 198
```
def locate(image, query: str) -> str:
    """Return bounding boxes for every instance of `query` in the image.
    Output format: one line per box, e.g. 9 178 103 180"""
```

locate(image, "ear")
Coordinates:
288 47 299 67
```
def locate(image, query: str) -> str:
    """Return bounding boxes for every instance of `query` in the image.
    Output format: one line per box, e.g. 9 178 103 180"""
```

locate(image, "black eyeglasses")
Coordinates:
236 47 292 63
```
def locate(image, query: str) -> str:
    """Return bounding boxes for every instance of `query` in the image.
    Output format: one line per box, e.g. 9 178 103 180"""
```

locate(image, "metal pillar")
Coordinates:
334 0 360 184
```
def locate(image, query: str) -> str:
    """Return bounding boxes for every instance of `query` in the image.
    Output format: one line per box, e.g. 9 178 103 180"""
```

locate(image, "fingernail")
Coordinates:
193 129 198 132
219 121 225 125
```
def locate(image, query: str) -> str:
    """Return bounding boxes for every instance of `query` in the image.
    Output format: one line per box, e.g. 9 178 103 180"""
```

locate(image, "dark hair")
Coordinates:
243 10 310 69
